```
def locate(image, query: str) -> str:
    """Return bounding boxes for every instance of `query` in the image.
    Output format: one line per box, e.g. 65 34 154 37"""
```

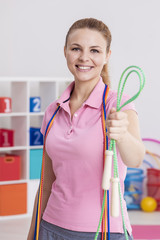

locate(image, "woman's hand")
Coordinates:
106 107 145 167
106 107 129 142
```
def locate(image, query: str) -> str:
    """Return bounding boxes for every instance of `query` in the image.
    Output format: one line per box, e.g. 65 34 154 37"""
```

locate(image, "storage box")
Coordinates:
124 168 145 209
147 168 160 211
30 149 43 179
30 127 43 146
0 97 12 113
0 183 27 216
0 155 21 181
30 97 41 112
0 129 14 147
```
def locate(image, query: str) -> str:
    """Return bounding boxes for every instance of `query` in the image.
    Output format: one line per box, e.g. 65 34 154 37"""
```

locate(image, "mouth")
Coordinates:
75 65 93 71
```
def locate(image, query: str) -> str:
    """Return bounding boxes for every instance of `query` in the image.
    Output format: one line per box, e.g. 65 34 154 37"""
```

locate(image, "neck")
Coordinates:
71 77 100 103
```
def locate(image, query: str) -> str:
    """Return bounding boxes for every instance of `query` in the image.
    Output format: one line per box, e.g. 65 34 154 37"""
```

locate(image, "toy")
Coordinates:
30 127 43 146
30 97 41 112
0 129 14 147
0 97 12 113
140 196 157 212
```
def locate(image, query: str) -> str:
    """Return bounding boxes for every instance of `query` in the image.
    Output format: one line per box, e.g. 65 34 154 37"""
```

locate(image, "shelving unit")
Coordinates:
0 77 71 220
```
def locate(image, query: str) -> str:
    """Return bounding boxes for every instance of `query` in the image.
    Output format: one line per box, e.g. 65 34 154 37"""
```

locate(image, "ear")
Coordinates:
104 49 111 64
64 46 66 58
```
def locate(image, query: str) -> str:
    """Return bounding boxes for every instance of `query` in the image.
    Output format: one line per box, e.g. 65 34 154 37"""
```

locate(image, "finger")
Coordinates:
106 132 121 141
107 119 129 128
107 127 125 134
108 111 127 120
109 107 116 114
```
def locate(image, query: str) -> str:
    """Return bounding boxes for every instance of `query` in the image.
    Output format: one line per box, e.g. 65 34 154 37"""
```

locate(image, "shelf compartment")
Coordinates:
29 81 57 112
11 82 27 113
29 149 43 179
29 115 43 128
11 116 27 146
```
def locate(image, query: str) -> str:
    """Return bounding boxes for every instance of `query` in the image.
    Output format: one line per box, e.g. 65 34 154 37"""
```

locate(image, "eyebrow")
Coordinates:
71 43 102 49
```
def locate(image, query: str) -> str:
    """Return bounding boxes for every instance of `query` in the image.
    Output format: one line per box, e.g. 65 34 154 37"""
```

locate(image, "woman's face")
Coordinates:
64 28 111 83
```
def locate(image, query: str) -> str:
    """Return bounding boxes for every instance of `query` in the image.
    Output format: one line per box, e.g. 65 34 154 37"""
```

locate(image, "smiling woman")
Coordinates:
27 18 144 240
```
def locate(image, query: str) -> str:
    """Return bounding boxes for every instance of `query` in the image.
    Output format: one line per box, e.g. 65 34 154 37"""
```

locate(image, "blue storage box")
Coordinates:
124 168 145 210
30 97 41 112
30 149 43 179
30 127 43 146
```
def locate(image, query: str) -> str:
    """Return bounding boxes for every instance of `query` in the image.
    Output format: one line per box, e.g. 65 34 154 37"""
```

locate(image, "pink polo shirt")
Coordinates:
41 78 136 235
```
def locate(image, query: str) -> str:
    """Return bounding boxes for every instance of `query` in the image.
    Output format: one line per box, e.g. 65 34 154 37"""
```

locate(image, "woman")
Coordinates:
27 18 145 240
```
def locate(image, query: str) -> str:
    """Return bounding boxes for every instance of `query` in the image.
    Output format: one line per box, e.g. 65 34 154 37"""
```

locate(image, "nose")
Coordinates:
79 50 89 62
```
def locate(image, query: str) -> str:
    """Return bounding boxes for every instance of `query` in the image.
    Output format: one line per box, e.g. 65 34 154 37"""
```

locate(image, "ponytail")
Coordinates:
101 64 110 86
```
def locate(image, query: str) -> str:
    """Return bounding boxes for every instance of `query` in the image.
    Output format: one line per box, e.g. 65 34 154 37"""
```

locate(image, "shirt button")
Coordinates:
74 113 78 117
67 126 73 135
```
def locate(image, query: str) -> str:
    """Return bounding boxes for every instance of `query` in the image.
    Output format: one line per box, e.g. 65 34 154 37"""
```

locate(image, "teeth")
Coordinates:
78 66 91 70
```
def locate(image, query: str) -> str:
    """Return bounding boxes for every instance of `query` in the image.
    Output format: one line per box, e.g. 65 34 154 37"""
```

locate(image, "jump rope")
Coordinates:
34 65 145 240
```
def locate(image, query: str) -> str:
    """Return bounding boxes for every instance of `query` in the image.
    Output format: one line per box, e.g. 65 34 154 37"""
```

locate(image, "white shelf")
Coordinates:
0 213 30 221
0 179 27 186
0 113 28 117
0 77 71 219
29 145 43 149
0 112 44 117
128 210 160 225
29 112 44 116
0 146 28 152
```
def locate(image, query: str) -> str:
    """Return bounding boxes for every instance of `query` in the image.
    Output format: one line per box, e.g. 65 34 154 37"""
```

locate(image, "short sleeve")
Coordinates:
40 101 58 136
40 111 47 135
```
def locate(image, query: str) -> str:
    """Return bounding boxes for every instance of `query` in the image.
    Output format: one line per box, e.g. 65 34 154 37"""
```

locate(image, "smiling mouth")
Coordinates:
75 65 93 70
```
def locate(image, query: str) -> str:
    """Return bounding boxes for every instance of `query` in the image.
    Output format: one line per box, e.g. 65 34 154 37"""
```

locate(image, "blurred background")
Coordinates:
0 1 160 239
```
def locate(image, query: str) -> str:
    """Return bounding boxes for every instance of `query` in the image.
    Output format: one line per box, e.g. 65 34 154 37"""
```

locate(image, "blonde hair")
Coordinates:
65 18 112 86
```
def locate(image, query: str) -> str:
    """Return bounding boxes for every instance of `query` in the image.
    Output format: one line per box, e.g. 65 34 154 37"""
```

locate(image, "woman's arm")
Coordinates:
106 107 145 167
27 150 56 240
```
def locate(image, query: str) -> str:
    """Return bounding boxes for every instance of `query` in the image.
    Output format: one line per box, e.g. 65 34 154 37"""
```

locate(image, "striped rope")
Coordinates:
34 105 61 240
95 84 110 240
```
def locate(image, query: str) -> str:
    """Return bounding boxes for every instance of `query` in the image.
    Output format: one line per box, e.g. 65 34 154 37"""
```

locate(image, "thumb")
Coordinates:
110 107 116 114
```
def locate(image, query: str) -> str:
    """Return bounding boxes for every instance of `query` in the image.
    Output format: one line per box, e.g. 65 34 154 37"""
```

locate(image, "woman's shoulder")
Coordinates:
45 100 58 115
41 100 59 135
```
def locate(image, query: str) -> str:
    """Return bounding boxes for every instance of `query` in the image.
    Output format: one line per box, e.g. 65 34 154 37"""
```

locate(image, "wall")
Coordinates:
0 0 159 142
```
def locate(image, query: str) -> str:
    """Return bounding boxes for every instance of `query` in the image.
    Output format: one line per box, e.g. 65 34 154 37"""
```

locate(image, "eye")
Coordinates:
71 47 80 51
91 49 99 53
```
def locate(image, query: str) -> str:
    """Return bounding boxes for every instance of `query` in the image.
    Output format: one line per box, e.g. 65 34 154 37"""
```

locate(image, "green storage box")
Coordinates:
30 149 43 179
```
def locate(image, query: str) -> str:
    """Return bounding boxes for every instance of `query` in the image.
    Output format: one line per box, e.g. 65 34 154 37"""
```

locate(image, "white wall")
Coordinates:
0 0 160 141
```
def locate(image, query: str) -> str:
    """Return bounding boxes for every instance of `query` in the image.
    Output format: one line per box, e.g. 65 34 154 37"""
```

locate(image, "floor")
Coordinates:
0 211 160 240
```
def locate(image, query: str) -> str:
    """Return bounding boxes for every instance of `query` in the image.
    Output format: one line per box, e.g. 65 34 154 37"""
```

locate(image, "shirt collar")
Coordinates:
56 77 106 109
